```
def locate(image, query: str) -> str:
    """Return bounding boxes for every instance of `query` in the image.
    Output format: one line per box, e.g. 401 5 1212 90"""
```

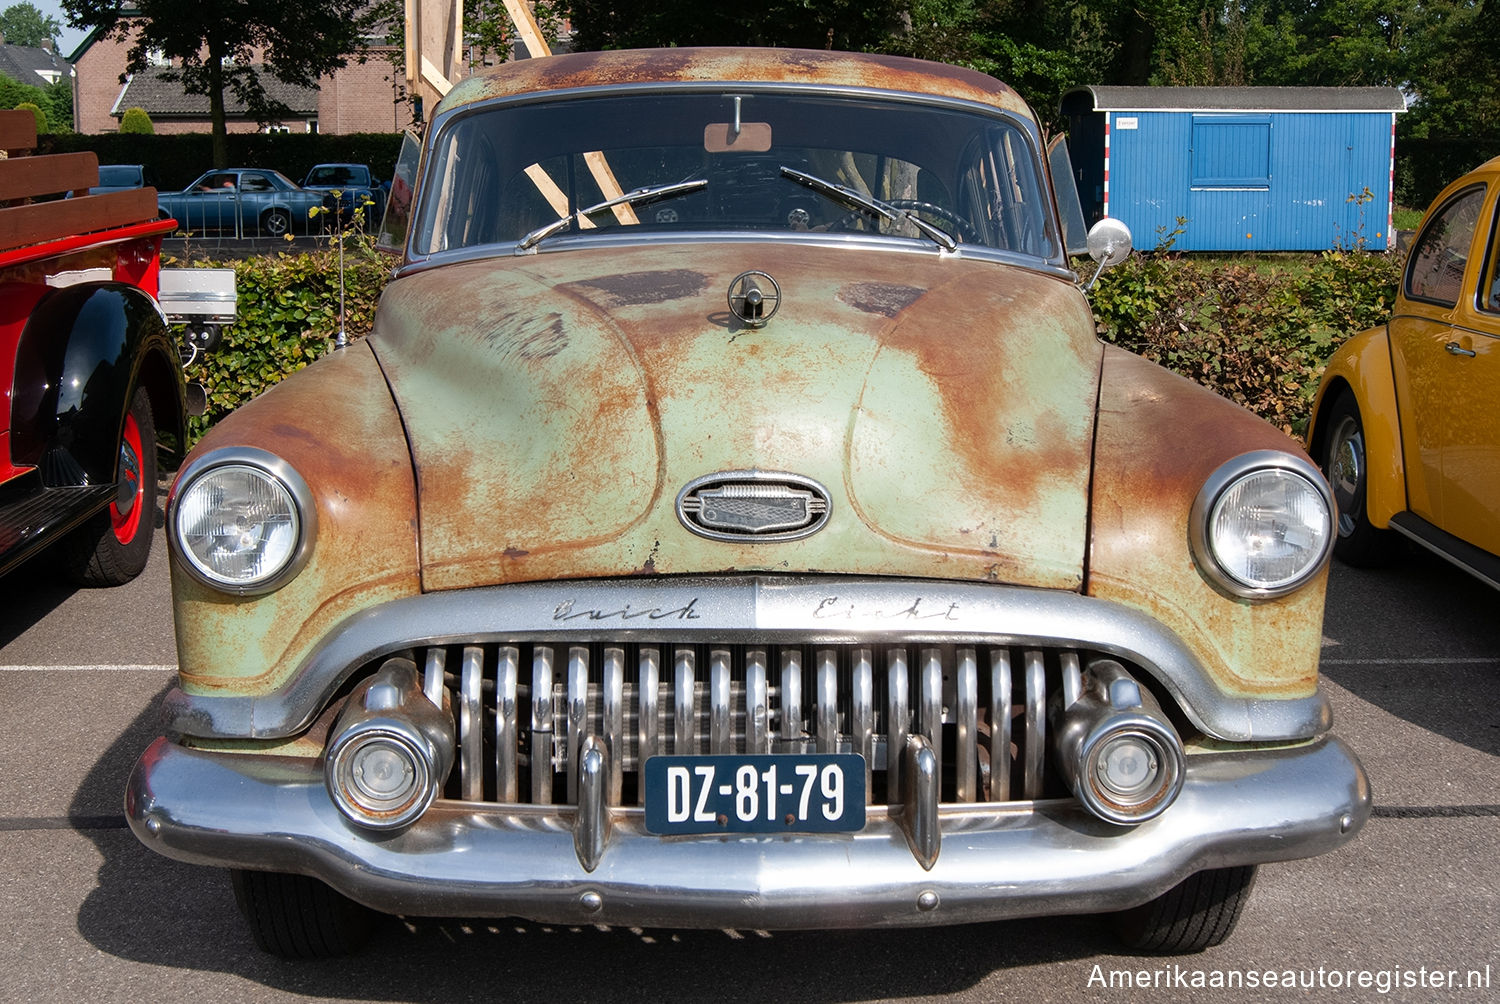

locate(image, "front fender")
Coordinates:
1306 326 1404 529
11 282 184 482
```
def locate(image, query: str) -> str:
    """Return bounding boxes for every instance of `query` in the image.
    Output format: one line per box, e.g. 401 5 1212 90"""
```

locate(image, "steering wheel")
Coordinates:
831 199 979 244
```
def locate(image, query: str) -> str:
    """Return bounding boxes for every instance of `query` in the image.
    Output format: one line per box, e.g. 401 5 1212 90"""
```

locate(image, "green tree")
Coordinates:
0 2 60 46
62 0 375 168
567 0 901 52
119 105 154 133
14 98 46 132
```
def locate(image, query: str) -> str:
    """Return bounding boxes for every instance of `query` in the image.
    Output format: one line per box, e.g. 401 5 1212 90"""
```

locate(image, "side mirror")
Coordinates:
1083 218 1133 290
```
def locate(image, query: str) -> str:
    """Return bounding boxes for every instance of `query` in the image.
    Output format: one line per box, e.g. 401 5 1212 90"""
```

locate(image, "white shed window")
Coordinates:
1191 115 1271 189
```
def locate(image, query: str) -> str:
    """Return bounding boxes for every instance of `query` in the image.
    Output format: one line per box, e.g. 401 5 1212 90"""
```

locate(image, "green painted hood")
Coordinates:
369 243 1103 592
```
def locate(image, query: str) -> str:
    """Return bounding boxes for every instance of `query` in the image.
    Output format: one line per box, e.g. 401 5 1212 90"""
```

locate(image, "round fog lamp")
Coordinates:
328 731 434 829
1095 734 1159 797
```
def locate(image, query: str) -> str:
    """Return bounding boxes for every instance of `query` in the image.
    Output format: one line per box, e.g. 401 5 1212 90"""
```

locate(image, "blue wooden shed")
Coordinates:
1059 86 1405 252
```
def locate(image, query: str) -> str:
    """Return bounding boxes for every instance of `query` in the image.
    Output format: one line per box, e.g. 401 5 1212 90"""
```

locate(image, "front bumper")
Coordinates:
127 735 1370 929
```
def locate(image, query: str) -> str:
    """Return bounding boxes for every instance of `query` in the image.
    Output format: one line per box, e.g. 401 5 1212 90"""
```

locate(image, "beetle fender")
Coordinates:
10 282 185 483
1306 325 1404 529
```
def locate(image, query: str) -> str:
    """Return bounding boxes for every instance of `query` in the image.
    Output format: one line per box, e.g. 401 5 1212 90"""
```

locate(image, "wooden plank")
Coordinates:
0 152 100 203
0 109 37 153
0 189 161 253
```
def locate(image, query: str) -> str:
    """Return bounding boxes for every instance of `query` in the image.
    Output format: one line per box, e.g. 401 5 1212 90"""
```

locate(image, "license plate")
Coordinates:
643 753 866 835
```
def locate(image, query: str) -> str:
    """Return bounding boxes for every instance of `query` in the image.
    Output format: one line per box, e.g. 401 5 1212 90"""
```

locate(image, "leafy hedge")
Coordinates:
179 240 390 442
1089 247 1402 437
182 242 1401 445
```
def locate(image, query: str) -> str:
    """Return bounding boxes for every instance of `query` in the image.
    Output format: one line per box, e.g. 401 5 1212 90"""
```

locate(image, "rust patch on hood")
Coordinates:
838 282 927 318
563 270 709 307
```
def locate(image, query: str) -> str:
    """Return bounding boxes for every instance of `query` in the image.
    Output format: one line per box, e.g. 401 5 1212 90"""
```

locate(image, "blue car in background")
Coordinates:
158 169 327 237
301 163 388 227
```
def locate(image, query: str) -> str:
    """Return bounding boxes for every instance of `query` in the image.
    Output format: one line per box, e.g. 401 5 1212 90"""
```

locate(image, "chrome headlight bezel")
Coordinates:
167 447 317 595
1189 450 1334 601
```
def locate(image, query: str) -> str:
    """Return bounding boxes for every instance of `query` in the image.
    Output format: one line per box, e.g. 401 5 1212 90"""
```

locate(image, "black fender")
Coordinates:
10 282 186 485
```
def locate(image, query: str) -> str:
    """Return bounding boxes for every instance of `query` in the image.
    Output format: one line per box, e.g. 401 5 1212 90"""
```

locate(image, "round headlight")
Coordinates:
170 449 315 593
1192 452 1333 598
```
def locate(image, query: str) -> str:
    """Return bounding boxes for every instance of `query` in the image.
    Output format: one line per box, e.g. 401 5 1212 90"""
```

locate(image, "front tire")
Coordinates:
1321 390 1392 566
1110 866 1256 954
230 869 377 958
60 386 156 586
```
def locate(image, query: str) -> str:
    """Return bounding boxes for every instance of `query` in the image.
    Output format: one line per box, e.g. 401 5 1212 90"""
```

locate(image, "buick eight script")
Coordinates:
126 48 1370 957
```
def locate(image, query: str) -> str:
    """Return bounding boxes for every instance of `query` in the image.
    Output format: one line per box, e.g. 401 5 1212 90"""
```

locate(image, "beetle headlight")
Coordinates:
169 448 316 594
1191 451 1333 599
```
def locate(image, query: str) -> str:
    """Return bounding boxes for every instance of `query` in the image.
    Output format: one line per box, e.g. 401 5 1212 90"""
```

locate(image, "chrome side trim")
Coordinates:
129 736 1370 928
162 577 1332 743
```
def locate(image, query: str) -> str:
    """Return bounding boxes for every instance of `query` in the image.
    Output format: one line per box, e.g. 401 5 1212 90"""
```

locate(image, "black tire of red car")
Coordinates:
1320 389 1392 566
59 387 156 587
262 208 292 237
1109 865 1256 954
230 869 378 958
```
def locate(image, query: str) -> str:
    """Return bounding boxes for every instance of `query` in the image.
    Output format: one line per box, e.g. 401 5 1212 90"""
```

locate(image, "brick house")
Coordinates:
69 17 415 135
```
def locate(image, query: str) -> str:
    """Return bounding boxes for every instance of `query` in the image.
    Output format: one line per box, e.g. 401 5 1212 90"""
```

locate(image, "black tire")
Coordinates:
262 208 292 237
60 386 156 587
1320 390 1393 566
1110 866 1256 954
230 869 378 958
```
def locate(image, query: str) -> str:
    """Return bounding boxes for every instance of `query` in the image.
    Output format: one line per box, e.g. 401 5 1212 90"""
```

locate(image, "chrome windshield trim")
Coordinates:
390 231 1077 285
162 576 1331 744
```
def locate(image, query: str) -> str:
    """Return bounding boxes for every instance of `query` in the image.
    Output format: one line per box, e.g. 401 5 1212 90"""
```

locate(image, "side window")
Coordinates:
1482 199 1500 315
240 174 273 193
1191 116 1271 189
1406 186 1484 306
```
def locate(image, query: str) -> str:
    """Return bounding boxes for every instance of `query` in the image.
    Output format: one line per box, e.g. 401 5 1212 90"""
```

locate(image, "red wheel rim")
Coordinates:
110 413 145 544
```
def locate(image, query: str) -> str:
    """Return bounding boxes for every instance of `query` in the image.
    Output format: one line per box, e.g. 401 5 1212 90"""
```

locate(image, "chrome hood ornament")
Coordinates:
678 471 830 541
727 271 780 327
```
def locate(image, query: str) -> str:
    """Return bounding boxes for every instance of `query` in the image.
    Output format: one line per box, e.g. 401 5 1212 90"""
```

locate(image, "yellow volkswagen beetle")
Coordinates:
1309 157 1500 586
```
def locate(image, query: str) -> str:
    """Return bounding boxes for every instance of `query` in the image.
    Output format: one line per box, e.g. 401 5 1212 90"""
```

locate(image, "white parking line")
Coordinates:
0 664 177 672
1321 657 1498 665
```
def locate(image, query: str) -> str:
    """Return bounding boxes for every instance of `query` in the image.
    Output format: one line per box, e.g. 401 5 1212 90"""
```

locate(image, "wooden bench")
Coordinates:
0 109 163 254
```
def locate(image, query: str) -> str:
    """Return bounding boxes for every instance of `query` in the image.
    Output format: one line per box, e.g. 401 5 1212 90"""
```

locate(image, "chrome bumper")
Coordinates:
127 735 1370 929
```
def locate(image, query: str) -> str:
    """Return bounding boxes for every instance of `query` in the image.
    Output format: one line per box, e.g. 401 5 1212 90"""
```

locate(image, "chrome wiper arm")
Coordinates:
517 178 708 251
779 166 957 252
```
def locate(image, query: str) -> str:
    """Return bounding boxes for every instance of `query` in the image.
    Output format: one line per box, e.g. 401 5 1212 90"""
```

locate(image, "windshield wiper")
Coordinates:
779 166 958 252
517 179 708 251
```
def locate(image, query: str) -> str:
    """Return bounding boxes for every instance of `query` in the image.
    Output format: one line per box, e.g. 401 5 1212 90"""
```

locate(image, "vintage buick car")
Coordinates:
127 48 1370 958
1308 157 1500 588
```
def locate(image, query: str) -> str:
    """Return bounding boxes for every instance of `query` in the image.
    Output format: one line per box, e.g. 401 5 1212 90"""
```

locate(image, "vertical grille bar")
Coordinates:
1023 649 1046 799
989 649 1012 802
674 647 696 754
851 647 873 800
460 646 484 800
531 645 555 803
746 648 770 754
955 647 978 802
781 649 804 745
566 646 590 804
423 648 447 708
709 649 732 753
1060 651 1083 707
637 646 660 806
887 648 909 801
815 648 838 753
495 645 519 803
602 646 624 805
919 647 943 791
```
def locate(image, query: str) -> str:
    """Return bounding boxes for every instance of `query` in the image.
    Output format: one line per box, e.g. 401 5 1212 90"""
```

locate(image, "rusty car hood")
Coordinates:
369 243 1103 592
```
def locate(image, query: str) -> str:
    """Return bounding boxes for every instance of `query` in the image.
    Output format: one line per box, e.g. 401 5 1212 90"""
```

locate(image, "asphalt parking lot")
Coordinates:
1 523 1495 1003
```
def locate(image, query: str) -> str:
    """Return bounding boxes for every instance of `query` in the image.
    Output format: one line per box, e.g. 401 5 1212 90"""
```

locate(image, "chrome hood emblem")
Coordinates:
727 271 780 327
677 471 830 541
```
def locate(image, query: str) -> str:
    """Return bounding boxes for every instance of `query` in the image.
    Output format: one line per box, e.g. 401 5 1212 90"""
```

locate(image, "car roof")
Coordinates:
435 47 1034 121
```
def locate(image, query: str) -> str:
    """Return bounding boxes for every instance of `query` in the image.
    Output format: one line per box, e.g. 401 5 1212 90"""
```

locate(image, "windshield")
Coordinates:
307 165 370 187
412 90 1056 259
97 165 141 187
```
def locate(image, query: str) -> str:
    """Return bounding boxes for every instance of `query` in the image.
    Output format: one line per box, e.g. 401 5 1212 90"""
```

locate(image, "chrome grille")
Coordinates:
419 641 1088 807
